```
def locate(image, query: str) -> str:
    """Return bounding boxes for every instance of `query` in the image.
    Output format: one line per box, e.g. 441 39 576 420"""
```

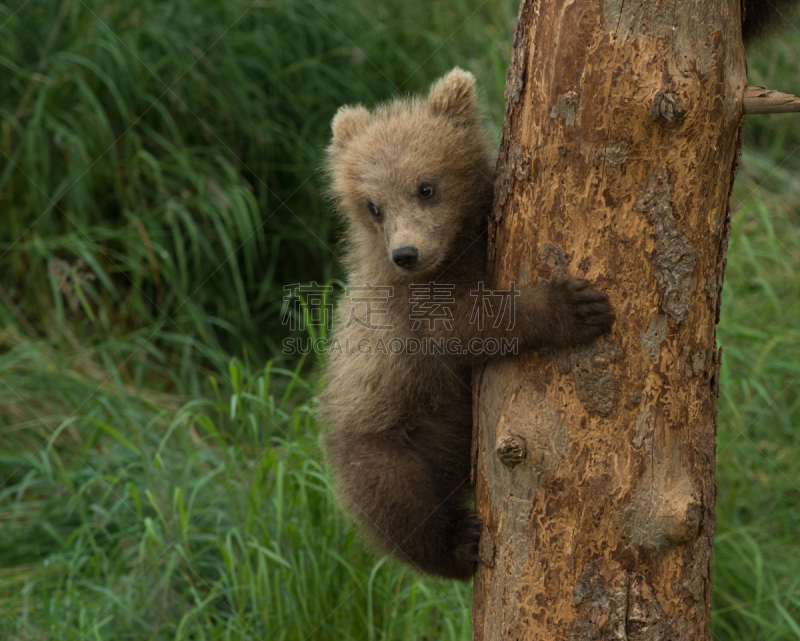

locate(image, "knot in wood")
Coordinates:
496 434 527 467
650 90 684 128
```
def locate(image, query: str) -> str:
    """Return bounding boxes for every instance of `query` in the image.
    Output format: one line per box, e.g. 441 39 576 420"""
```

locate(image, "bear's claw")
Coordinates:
450 509 481 578
546 276 615 345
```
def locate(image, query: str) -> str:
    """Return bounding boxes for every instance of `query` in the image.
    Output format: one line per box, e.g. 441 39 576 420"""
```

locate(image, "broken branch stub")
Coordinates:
743 86 800 114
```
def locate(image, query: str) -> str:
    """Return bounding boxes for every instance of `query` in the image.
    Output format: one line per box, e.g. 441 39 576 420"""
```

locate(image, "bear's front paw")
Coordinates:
546 276 615 346
450 509 481 580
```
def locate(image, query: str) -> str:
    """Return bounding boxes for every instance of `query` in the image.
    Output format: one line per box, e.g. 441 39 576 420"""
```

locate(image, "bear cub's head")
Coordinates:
327 68 495 280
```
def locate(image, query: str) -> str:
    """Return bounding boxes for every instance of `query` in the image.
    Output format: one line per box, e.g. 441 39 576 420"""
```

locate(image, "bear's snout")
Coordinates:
392 246 419 269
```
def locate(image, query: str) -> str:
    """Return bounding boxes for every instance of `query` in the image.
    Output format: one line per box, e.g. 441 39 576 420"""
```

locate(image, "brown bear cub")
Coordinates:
321 68 614 581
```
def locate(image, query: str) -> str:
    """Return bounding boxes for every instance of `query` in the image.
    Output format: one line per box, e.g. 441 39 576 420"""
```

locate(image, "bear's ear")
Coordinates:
427 67 478 122
330 105 371 153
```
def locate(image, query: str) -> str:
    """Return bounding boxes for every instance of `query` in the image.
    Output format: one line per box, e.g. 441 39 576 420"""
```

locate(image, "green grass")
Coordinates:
711 23 800 639
0 357 474 640
0 0 511 366
1 0 799 639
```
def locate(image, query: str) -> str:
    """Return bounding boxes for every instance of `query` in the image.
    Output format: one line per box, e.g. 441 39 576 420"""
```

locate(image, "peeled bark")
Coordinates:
472 1 746 639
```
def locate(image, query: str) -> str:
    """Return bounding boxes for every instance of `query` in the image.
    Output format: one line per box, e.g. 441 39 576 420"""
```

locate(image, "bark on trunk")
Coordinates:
472 1 746 639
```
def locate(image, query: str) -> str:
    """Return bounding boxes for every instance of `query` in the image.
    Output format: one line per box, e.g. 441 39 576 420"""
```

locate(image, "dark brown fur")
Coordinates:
320 69 614 580
743 0 799 42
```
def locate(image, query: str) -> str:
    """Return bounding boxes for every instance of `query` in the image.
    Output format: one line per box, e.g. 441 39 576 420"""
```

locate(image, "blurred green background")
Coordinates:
1 1 799 639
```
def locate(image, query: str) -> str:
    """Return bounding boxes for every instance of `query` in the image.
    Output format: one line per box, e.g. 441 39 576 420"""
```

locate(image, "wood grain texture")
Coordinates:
472 0 747 638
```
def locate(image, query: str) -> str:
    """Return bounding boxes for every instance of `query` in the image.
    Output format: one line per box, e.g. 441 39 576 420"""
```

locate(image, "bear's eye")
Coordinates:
366 200 381 218
418 183 435 199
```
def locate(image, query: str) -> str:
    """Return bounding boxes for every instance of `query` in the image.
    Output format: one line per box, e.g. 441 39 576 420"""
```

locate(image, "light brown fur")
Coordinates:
320 69 614 580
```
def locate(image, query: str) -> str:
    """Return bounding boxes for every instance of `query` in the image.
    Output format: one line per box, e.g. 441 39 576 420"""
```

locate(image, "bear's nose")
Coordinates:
392 246 419 269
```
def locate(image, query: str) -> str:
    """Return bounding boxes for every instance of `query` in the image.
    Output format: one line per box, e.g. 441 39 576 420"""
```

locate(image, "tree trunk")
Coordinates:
472 1 746 639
